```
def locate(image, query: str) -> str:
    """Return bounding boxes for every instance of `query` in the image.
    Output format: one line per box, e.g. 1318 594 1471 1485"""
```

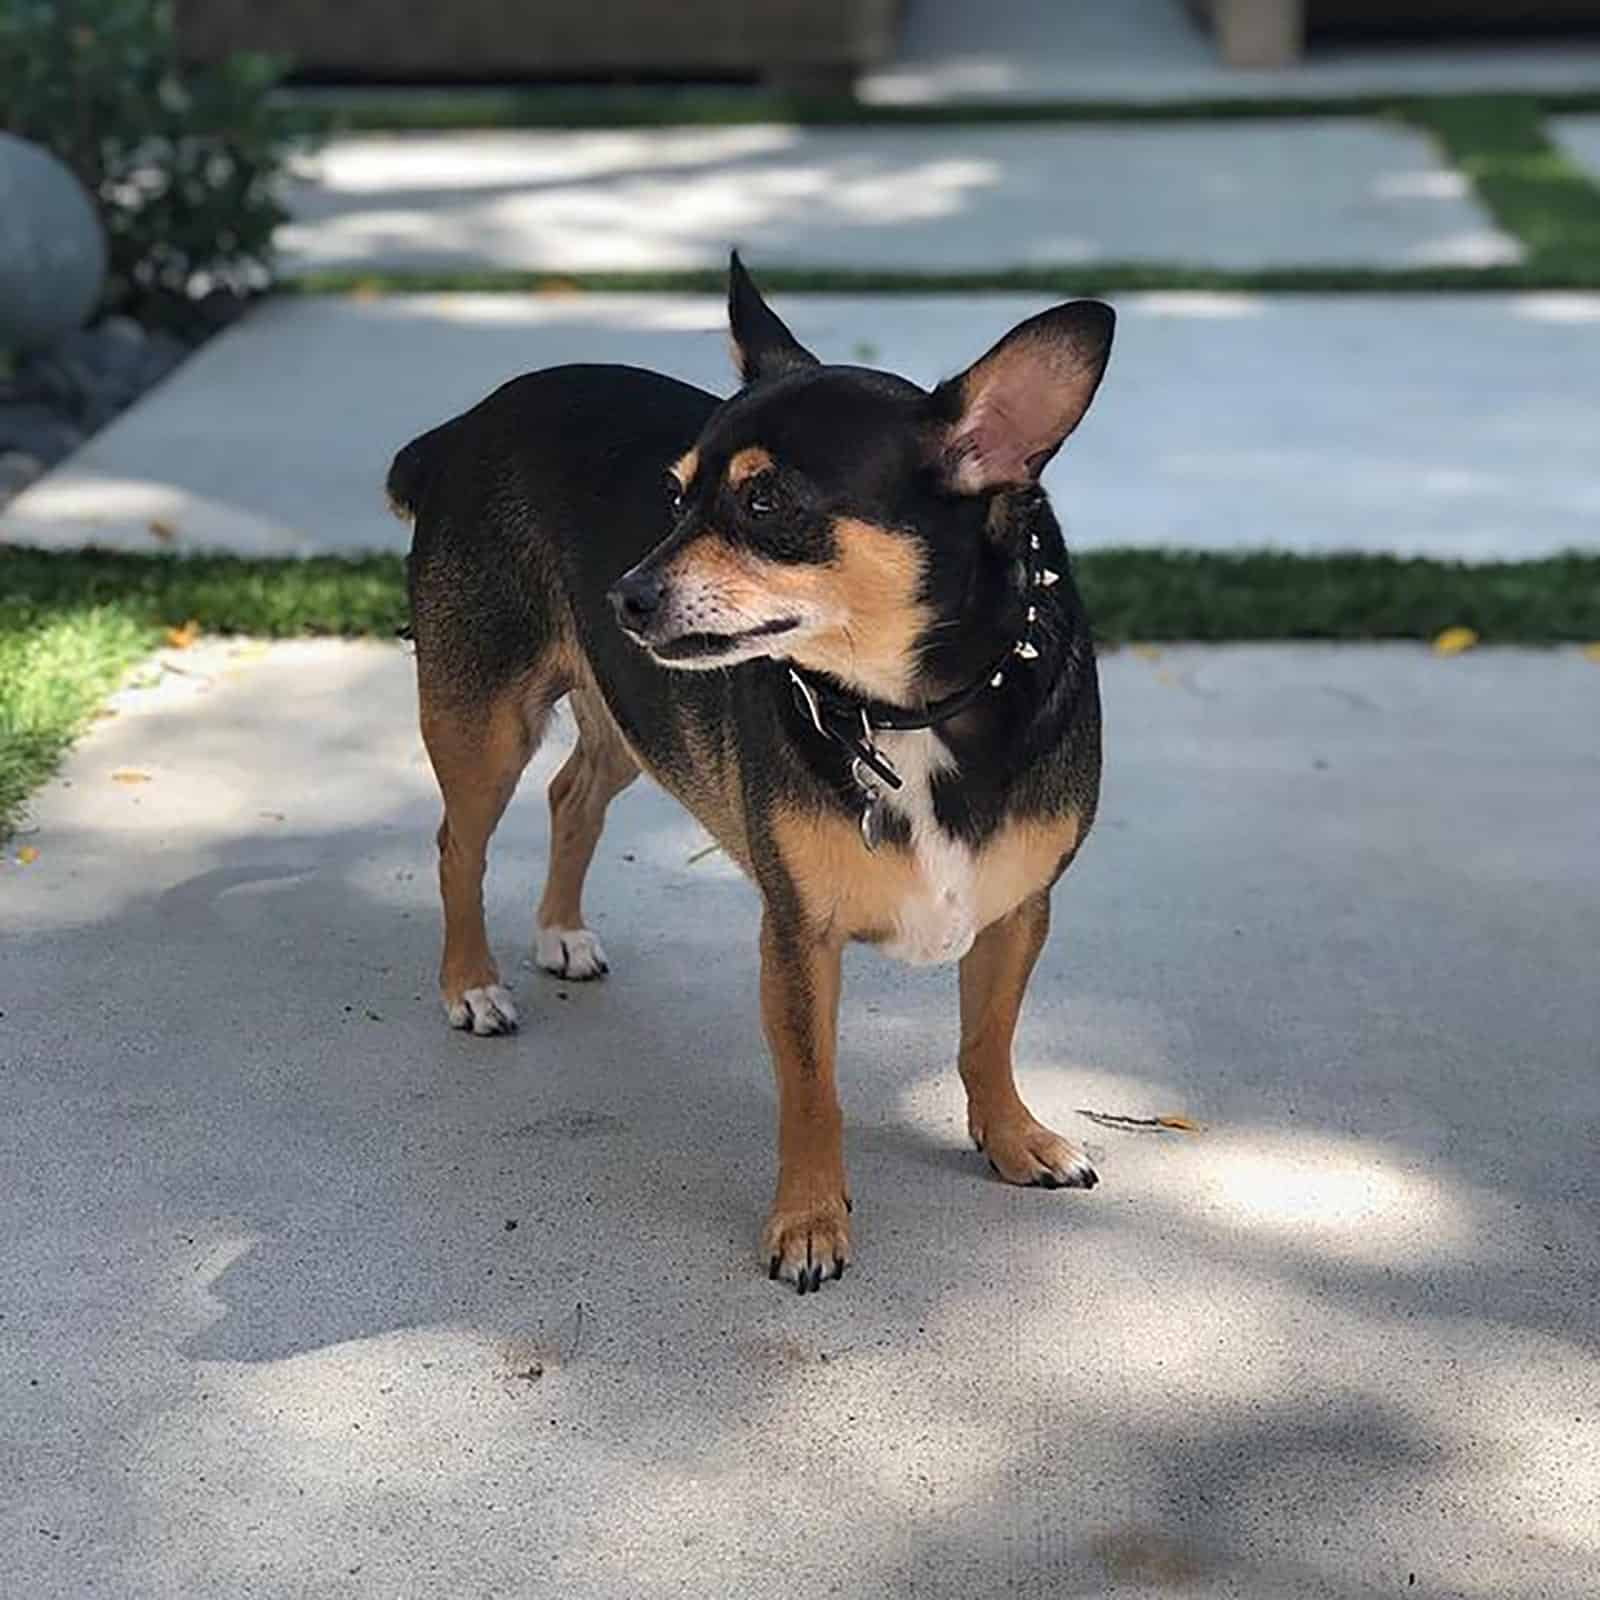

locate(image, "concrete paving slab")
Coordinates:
864 0 1600 103
5 291 1598 561
278 122 1519 274
3 638 1598 1598
1551 113 1600 186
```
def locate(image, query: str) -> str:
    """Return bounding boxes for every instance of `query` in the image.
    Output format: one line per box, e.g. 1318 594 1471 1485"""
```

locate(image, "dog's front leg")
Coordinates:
758 911 850 1292
959 891 1098 1190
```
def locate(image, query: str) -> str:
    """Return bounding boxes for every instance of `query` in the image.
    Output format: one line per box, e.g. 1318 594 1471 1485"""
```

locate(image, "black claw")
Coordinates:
1037 1172 1061 1190
987 1158 1000 1177
811 1264 823 1292
1080 1168 1099 1189
832 1258 845 1280
796 1270 808 1295
844 1196 853 1214
769 1255 781 1280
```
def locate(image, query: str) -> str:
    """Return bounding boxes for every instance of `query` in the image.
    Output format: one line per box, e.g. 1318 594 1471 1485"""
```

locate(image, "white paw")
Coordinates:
534 926 610 981
445 984 519 1035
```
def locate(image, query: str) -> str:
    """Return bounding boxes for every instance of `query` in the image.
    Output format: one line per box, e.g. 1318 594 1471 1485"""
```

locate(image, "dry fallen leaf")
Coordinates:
164 619 200 649
147 518 176 543
1432 625 1479 656
16 846 39 865
1583 642 1600 664
111 769 151 785
1077 1107 1205 1133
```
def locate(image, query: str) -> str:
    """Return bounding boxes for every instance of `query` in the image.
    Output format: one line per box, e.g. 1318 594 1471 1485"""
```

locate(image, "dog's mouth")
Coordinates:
650 617 800 663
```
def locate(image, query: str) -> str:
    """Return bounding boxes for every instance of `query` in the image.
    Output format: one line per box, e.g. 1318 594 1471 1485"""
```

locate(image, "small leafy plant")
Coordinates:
0 0 313 317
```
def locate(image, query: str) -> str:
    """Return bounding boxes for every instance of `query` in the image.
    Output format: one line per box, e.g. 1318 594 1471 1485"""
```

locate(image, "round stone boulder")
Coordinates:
0 133 107 354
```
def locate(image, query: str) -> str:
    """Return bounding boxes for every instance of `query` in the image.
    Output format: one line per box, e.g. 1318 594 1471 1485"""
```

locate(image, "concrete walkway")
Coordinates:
3 638 1597 1598
864 0 1600 104
279 121 1518 275
5 291 1598 561
1552 113 1600 183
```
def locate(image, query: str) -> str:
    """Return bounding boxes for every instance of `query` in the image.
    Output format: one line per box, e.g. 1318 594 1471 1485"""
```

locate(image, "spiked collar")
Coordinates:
785 498 1061 849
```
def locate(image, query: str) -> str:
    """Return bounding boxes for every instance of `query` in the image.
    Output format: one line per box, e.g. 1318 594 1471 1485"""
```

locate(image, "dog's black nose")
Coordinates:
608 570 665 633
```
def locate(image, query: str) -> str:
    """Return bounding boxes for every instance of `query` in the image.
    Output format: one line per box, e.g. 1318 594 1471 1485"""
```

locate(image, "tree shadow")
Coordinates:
5 645 1597 1595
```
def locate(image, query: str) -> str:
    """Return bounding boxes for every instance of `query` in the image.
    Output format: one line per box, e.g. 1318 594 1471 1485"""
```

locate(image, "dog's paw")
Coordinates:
762 1194 851 1295
973 1113 1097 1190
533 926 610 981
444 984 519 1036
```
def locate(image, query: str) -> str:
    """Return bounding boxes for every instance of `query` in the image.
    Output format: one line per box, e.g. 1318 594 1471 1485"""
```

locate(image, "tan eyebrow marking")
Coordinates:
670 449 700 489
727 446 774 486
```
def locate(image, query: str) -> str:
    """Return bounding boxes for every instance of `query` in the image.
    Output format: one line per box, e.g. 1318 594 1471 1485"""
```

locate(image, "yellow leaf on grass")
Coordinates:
1432 626 1479 656
111 769 151 785
164 619 200 649
147 518 176 543
16 846 39 865
1583 642 1600 664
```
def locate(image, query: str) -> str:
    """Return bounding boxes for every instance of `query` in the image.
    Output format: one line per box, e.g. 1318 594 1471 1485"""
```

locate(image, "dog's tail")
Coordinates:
385 421 452 522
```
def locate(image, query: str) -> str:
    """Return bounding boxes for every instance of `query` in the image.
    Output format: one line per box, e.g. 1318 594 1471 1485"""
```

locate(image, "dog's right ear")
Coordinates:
728 250 818 385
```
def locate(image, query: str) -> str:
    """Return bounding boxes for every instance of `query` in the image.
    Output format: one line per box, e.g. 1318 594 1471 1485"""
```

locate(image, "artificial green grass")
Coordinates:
3 545 1596 841
1079 550 1600 644
286 261 1600 295
286 84 1600 132
1411 96 1600 284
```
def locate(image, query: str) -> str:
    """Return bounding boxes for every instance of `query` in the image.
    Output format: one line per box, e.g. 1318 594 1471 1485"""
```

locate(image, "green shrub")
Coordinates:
0 0 314 317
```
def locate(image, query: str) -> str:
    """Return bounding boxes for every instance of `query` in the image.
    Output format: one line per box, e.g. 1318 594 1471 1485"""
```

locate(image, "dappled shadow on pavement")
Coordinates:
3 642 1597 1596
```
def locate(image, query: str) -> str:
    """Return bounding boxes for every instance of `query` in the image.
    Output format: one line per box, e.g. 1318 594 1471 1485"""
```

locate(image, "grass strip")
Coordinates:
283 84 1600 132
3 546 1595 841
1409 96 1600 283
285 262 1600 295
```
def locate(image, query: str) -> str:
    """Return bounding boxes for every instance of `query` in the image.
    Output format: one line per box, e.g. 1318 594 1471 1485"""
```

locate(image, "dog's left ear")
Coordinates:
930 301 1115 494
728 250 819 385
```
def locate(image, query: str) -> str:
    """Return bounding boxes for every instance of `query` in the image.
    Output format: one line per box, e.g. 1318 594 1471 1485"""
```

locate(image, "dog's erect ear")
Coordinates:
930 301 1115 494
728 250 819 385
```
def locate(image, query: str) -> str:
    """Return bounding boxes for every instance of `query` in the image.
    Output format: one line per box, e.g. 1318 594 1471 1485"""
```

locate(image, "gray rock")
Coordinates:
99 313 147 352
0 449 46 498
0 134 107 353
10 355 74 408
0 403 86 463
136 330 190 388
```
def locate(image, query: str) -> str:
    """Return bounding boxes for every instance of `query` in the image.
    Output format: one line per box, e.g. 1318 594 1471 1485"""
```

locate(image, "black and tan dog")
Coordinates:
390 257 1114 1292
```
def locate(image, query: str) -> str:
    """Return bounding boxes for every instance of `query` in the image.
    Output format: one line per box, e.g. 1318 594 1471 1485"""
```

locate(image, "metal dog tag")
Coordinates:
860 792 884 852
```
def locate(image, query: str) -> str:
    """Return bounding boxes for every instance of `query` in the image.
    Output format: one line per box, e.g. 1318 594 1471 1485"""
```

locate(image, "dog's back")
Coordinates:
395 364 717 715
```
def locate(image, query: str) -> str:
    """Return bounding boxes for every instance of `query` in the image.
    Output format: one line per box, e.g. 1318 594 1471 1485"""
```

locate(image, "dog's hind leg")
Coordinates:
421 679 545 1035
533 682 639 981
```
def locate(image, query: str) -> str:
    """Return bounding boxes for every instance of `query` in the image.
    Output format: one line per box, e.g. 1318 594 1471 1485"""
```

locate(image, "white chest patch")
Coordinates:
873 728 979 967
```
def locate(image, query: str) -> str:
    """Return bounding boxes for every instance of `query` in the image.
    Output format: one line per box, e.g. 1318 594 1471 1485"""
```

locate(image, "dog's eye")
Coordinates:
665 477 686 515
